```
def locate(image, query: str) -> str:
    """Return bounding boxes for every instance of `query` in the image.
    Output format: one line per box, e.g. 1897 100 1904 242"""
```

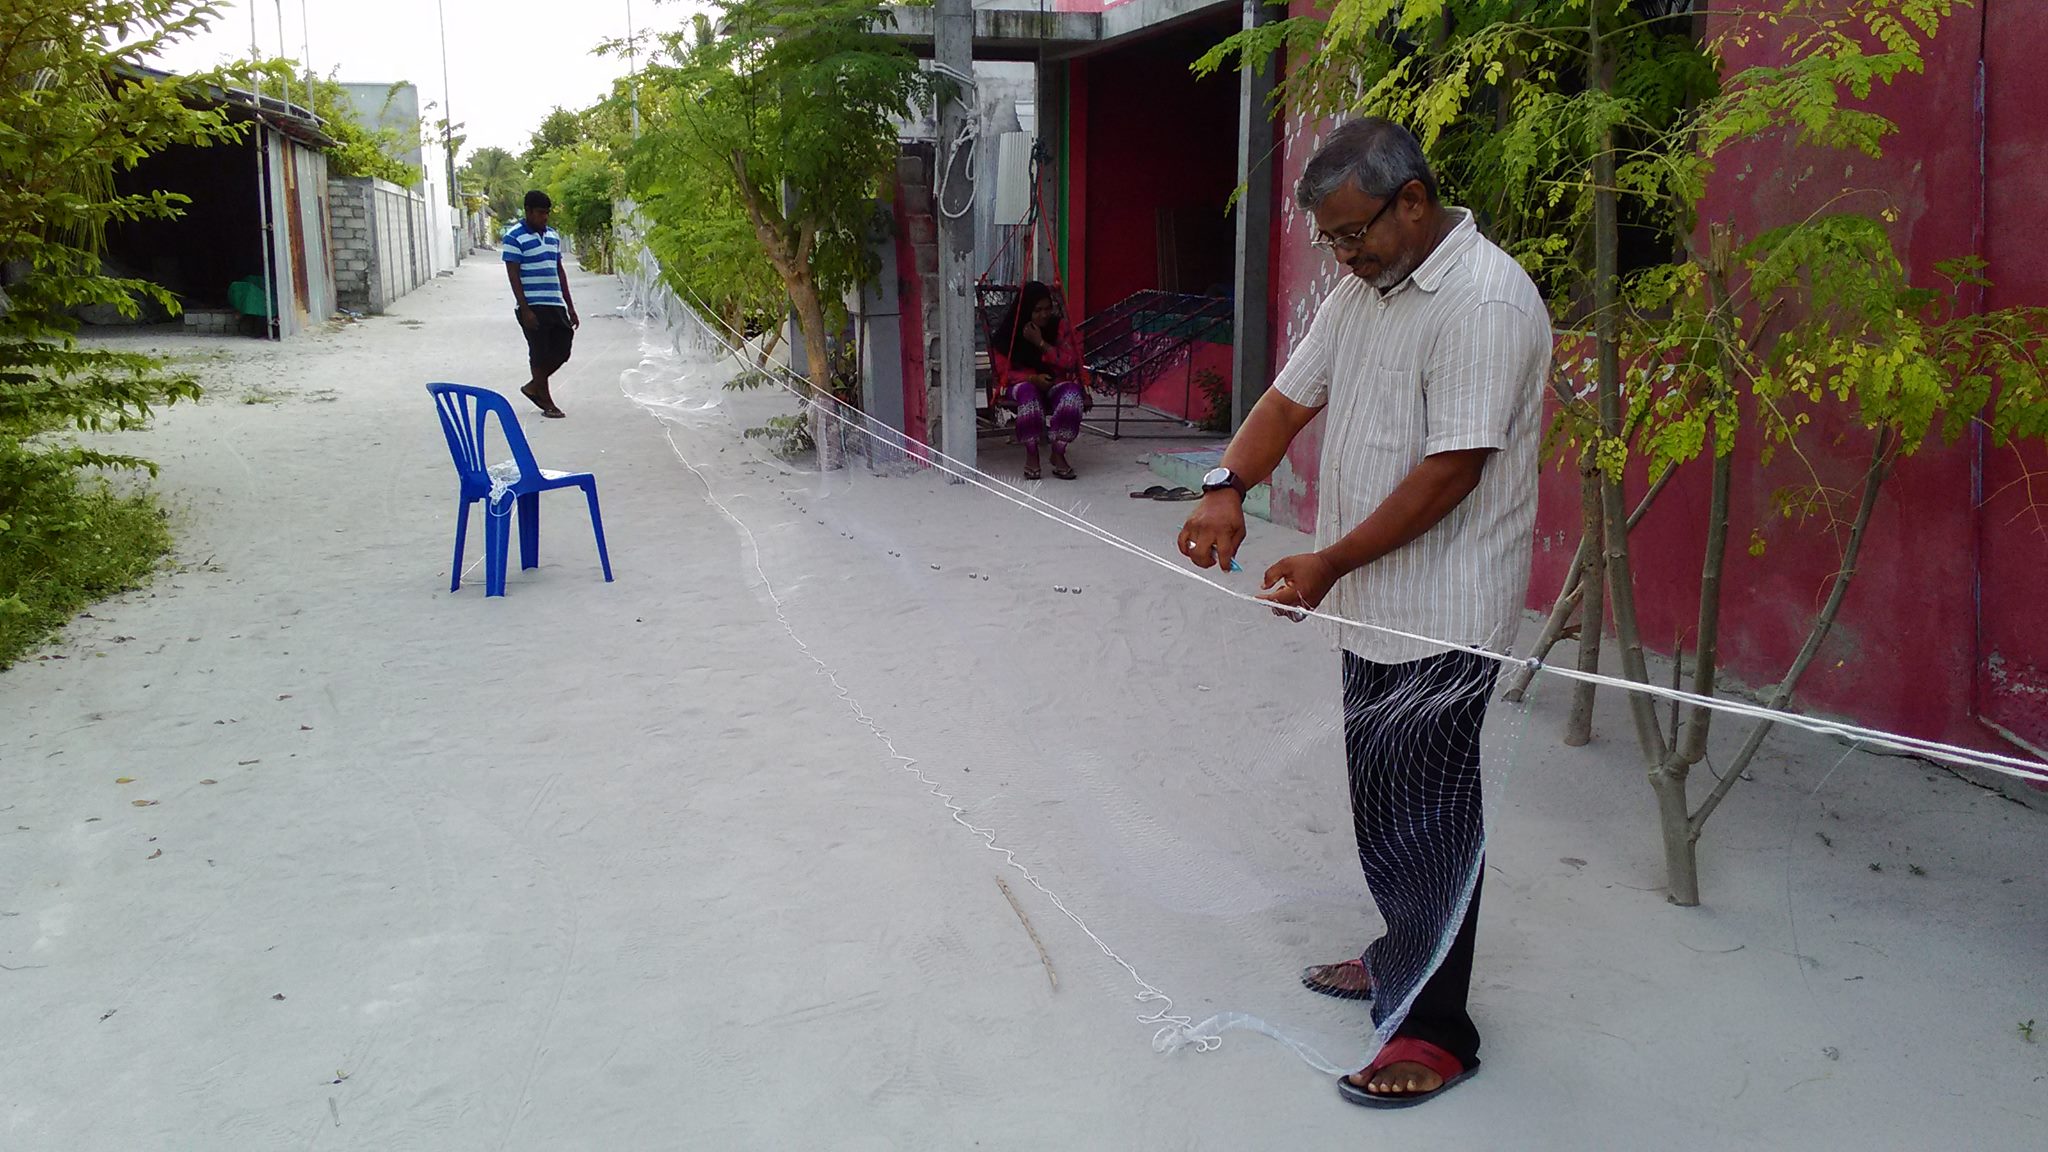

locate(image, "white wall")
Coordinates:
418 130 460 273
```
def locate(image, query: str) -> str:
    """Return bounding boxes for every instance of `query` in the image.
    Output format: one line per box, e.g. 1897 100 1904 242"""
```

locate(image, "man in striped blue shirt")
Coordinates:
502 190 579 418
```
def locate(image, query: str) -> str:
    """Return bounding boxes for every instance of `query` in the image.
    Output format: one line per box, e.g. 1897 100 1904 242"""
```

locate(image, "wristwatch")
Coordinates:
1201 466 1248 497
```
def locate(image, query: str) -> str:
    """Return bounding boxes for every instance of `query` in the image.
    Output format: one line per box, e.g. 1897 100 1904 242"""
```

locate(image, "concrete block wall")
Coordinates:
328 178 378 313
329 176 433 315
182 309 238 336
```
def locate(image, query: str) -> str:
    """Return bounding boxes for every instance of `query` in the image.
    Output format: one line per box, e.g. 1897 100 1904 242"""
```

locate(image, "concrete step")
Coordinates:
1146 448 1274 523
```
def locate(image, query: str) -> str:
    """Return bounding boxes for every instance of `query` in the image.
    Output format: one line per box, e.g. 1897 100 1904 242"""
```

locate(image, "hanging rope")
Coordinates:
932 60 979 221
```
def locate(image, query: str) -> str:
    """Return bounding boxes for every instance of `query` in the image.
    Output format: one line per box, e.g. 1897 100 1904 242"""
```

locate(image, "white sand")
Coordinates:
2 260 2043 1150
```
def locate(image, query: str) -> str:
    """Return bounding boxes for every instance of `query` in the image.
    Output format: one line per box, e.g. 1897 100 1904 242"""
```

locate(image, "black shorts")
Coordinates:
520 305 574 376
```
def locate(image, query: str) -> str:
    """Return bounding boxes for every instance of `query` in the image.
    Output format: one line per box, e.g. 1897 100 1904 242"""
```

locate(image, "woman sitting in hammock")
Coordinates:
992 280 1090 480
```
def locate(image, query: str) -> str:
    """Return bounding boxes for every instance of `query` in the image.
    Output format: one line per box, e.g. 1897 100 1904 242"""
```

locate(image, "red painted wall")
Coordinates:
1265 2 2047 757
1136 339 1232 422
1975 0 2048 754
891 189 929 446
1079 19 1240 320
1265 3 1346 536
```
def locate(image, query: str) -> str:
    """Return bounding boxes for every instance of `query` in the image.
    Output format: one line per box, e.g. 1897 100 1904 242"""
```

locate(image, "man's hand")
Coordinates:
568 305 581 329
519 305 537 330
1258 552 1340 622
1178 491 1246 571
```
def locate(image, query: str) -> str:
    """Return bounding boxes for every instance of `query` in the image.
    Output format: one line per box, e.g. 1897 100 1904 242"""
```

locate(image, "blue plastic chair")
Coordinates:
427 383 613 597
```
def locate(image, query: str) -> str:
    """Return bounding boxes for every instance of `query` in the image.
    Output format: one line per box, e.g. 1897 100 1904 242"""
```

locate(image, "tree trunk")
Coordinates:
1682 438 1733 767
1588 3 1681 896
785 276 843 470
1648 237 1744 905
1564 461 1607 744
1649 426 1732 906
1503 462 1676 703
727 156 843 469
1503 537 1587 704
1687 431 1894 838
1588 8 1662 763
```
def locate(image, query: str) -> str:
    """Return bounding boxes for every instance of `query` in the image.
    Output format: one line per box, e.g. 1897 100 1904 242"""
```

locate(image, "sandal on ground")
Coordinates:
1300 957 1374 1001
1023 467 1042 481
1051 463 1077 481
1130 485 1170 499
519 383 565 418
1337 1037 1479 1110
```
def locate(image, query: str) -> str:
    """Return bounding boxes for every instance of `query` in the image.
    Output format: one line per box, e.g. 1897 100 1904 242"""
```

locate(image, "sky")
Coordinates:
149 0 694 157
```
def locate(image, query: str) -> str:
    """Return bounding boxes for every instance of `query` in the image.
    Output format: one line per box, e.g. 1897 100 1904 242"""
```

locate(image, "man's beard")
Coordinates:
1356 251 1421 291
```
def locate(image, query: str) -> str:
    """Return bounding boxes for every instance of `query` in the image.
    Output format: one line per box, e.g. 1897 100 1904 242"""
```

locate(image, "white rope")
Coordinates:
652 275 2048 788
931 60 978 221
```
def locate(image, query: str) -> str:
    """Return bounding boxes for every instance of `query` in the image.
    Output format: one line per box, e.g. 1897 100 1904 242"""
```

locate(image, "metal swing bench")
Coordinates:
972 150 1232 442
1073 290 1233 440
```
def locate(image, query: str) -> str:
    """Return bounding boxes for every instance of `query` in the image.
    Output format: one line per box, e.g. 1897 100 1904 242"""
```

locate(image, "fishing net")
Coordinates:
610 232 1542 1079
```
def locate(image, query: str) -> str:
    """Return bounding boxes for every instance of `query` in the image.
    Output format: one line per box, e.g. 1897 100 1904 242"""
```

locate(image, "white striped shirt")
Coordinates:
1273 208 1551 664
500 221 566 307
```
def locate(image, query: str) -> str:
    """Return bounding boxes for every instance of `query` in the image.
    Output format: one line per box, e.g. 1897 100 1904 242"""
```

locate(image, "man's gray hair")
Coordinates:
1294 117 1440 212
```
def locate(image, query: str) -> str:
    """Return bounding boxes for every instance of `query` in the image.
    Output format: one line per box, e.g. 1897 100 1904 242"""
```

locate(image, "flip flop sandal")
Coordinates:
1023 467 1042 481
1337 1037 1478 1110
1160 487 1199 500
1300 958 1374 1001
1130 485 1171 499
519 384 565 418
1052 465 1077 481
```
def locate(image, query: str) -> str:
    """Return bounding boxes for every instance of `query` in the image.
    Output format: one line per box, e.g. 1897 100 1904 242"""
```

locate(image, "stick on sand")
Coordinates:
995 874 1057 992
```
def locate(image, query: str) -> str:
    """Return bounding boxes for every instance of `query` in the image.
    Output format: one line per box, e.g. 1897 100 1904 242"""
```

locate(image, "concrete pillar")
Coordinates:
934 0 977 470
365 185 387 315
1230 0 1279 430
857 197 907 463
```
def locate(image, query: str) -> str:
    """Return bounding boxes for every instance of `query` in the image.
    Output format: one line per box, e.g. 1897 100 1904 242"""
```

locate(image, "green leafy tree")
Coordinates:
1207 0 2048 903
577 77 640 157
461 146 528 225
523 105 585 170
535 140 621 273
628 0 939 460
630 146 787 366
611 19 784 366
0 0 247 663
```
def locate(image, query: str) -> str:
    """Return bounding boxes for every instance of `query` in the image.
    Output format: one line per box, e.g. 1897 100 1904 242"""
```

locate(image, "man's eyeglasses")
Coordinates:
1309 185 1407 256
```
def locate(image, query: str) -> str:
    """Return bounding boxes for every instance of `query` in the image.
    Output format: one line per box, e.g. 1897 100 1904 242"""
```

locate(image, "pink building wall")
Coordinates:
1262 2 2048 759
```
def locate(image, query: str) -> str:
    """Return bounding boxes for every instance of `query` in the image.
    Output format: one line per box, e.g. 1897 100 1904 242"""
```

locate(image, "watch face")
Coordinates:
1203 467 1232 488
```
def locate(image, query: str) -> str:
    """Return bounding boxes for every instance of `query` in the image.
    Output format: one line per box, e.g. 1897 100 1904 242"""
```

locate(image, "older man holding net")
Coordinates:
1178 117 1550 1108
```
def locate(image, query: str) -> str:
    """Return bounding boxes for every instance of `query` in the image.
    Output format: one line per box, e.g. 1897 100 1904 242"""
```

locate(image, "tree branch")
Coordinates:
1689 427 1894 838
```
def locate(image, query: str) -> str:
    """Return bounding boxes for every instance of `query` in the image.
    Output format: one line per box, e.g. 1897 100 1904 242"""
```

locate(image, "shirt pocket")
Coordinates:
1354 365 1427 454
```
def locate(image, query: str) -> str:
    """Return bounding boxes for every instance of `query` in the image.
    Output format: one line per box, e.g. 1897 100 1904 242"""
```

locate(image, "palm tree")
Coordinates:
460 146 526 225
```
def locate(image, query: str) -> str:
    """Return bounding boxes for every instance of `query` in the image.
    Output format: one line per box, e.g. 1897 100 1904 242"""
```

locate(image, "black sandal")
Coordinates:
1300 957 1374 1001
1337 1038 1478 1109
